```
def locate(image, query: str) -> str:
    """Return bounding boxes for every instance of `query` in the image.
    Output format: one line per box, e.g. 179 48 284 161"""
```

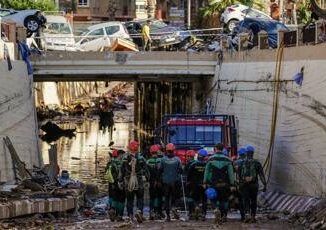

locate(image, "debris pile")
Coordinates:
288 200 326 229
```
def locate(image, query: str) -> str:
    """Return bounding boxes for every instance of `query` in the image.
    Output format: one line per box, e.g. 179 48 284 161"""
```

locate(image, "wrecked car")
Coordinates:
230 18 289 49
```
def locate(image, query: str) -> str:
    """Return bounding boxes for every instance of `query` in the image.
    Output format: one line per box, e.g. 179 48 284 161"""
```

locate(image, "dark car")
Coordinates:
124 19 189 49
232 18 289 48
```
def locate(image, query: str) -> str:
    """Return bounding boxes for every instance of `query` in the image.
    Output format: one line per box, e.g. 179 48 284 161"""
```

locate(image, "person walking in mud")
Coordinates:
233 147 248 221
147 144 164 220
187 149 208 220
204 143 235 223
118 141 149 223
106 149 125 221
160 143 183 221
99 97 114 137
238 145 267 223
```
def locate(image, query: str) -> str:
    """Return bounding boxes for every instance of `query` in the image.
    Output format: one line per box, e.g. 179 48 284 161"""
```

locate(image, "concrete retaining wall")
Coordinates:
0 60 41 182
211 44 326 197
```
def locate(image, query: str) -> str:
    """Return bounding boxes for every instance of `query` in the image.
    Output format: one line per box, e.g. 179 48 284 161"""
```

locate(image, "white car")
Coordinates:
0 8 46 34
220 4 271 32
41 15 76 51
75 22 131 51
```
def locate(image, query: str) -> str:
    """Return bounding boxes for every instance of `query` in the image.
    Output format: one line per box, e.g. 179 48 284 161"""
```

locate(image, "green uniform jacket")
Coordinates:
105 157 122 183
204 152 235 186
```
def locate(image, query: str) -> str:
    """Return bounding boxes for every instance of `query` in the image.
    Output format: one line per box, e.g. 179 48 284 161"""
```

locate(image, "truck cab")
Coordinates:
155 114 238 164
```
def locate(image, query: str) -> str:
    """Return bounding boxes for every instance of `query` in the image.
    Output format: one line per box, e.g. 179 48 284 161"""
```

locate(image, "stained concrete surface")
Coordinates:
55 215 299 230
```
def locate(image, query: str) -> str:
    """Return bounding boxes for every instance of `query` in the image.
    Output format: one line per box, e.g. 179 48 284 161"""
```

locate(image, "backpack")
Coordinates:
240 159 257 184
211 164 230 187
104 165 115 183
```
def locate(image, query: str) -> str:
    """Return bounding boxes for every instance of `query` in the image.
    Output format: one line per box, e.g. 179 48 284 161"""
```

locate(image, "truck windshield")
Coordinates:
169 125 222 146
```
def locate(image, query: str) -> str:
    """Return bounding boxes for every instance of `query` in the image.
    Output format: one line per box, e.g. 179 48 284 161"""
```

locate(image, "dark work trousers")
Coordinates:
126 189 144 216
212 186 231 217
163 183 177 216
241 183 259 217
189 184 207 215
236 188 245 220
149 183 163 214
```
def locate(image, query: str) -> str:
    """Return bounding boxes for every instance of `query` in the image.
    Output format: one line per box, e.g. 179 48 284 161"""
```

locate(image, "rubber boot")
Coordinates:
172 208 180 220
194 206 200 221
214 208 221 224
135 210 143 223
108 208 116 222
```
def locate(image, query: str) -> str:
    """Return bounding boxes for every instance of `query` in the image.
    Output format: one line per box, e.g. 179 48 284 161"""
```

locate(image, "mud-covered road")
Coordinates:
56 217 299 230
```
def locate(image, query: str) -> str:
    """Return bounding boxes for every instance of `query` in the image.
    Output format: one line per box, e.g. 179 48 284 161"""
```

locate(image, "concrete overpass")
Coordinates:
31 51 219 82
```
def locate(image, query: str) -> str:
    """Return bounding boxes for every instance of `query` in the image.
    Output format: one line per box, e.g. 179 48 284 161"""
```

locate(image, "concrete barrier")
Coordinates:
0 195 76 219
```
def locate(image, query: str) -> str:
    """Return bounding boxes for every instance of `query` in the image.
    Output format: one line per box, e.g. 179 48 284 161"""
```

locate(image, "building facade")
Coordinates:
59 0 150 21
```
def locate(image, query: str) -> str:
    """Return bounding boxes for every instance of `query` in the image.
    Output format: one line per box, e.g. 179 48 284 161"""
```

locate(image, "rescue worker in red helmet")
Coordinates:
118 140 149 222
184 149 196 174
147 144 164 220
160 143 183 221
106 149 125 221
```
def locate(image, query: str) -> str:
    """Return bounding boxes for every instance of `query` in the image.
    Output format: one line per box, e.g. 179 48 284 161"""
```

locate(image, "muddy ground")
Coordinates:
56 217 299 230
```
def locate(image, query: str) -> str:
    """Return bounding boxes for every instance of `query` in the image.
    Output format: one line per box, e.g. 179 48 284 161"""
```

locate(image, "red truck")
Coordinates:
154 114 238 164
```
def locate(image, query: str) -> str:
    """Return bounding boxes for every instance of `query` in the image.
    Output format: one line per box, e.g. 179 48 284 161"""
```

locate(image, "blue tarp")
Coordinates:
18 41 41 75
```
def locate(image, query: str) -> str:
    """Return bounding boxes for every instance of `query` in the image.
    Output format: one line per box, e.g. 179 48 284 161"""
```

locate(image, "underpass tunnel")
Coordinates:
134 80 210 152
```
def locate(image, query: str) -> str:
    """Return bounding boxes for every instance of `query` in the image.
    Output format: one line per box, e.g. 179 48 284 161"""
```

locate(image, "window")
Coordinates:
89 28 105 36
80 28 104 44
136 5 145 13
0 10 13 17
78 0 89 7
169 125 222 145
105 26 120 35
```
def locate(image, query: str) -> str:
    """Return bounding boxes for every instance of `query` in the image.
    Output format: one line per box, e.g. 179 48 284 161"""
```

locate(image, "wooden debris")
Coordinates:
3 136 31 181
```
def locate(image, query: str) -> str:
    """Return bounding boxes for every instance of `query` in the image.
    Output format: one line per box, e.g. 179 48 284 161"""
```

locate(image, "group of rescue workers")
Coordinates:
105 140 267 224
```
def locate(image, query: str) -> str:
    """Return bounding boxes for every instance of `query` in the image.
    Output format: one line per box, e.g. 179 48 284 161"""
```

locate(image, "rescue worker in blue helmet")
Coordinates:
238 145 267 223
234 146 247 221
204 143 235 223
186 148 208 220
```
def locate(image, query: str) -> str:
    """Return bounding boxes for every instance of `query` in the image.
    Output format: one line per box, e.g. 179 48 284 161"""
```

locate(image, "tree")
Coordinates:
0 0 57 11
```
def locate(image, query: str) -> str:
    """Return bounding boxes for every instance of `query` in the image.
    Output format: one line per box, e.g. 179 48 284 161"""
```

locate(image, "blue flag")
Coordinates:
293 72 304 86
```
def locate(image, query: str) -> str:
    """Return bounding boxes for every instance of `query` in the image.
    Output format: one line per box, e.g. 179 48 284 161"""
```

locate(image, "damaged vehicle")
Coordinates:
125 19 190 49
229 18 289 50
0 8 46 36
75 22 132 51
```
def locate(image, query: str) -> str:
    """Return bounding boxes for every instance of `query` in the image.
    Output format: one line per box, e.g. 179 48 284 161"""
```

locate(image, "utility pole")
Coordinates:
187 0 191 29
54 0 59 10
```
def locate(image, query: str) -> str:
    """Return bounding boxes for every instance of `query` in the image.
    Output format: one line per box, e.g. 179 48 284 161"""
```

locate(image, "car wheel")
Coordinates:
24 16 40 33
227 19 239 32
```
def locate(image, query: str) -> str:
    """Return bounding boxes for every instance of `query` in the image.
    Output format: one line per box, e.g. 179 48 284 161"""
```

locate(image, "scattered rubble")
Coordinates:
289 200 326 229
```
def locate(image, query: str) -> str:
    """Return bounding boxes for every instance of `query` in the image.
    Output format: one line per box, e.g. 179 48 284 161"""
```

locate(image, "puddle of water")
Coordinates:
41 119 132 191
